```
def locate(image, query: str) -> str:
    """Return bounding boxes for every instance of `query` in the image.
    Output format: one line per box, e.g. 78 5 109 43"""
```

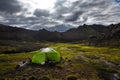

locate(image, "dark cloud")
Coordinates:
0 0 22 14
0 0 120 30
53 0 75 19
78 0 107 8
34 9 50 17
65 11 83 22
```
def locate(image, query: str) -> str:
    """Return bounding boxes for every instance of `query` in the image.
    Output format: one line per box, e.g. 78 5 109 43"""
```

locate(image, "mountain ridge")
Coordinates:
0 23 120 43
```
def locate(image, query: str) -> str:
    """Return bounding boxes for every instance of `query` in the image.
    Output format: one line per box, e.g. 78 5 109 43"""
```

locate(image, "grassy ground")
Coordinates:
0 42 120 80
0 40 47 54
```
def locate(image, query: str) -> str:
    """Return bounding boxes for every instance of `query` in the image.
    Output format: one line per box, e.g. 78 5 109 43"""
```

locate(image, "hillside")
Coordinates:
0 24 104 41
89 23 120 46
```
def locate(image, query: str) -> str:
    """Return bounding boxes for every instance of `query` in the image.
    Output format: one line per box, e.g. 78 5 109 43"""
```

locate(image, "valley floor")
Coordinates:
0 42 120 80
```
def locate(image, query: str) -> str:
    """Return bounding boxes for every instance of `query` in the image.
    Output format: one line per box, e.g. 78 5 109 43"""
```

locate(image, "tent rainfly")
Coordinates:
32 48 61 65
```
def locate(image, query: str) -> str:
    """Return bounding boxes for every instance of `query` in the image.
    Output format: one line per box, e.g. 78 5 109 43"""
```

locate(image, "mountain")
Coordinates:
45 24 74 32
91 23 120 41
88 23 120 46
0 24 37 41
0 23 119 43
107 23 120 39
0 24 62 41
61 25 97 41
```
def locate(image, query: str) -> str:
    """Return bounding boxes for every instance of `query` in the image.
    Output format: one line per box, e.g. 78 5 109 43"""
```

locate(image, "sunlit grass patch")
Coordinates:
0 51 36 62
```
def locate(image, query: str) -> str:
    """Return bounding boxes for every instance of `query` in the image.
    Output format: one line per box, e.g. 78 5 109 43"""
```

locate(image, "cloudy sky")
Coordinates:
0 0 120 30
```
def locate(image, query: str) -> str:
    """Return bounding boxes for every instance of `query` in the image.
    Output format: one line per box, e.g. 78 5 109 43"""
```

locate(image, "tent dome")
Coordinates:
32 48 61 64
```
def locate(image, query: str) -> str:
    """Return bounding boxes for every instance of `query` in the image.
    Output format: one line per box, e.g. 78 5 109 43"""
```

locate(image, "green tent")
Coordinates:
32 48 61 64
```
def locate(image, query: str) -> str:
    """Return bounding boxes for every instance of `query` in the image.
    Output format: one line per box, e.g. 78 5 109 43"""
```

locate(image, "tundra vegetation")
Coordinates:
0 41 120 80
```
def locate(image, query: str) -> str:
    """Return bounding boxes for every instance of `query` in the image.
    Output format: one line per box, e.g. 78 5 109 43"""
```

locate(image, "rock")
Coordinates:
39 76 50 80
68 60 72 63
56 65 63 69
15 65 20 69
99 71 120 80
21 78 26 80
28 76 37 80
101 60 116 67
113 73 120 80
67 76 77 80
